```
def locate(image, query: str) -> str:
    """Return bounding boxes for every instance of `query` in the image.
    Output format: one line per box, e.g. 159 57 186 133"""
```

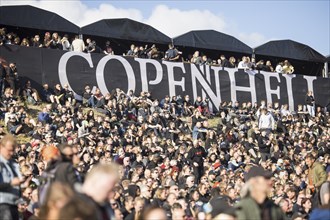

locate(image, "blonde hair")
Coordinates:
0 134 17 147
84 163 119 186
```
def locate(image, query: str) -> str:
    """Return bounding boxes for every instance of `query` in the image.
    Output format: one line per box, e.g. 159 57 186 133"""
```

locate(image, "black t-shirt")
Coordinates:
188 146 207 165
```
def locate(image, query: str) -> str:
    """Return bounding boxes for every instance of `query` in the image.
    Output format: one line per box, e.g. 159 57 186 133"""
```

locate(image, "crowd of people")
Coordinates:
0 27 296 74
0 54 329 220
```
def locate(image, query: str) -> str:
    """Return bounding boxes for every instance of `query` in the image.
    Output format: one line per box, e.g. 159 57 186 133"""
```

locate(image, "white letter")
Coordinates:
191 64 221 110
227 69 257 104
96 55 136 95
303 75 317 95
260 71 281 104
282 74 296 111
163 61 186 97
58 52 93 100
135 58 163 92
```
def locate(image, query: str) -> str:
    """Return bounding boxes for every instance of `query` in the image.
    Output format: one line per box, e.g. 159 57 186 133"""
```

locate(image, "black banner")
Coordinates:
1 45 330 111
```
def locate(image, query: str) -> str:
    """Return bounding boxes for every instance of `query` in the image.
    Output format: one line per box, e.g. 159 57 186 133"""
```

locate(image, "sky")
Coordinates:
1 0 329 56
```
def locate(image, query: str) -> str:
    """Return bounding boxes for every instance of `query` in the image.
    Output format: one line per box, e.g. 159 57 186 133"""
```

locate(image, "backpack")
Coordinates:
38 166 58 205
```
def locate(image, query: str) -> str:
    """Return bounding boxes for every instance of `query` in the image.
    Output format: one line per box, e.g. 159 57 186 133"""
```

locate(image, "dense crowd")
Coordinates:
0 56 329 220
0 27 295 74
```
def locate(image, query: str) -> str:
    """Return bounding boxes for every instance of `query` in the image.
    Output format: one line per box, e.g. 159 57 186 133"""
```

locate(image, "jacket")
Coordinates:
305 95 314 106
45 159 79 189
235 197 286 220
258 136 271 153
0 155 22 205
259 113 275 130
308 161 327 188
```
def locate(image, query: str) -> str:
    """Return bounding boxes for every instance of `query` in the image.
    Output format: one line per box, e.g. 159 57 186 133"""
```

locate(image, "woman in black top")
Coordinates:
305 91 315 117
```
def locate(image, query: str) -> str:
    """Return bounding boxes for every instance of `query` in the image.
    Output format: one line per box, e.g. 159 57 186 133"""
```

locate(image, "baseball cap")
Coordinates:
245 166 272 181
209 197 236 218
213 162 221 170
208 170 216 176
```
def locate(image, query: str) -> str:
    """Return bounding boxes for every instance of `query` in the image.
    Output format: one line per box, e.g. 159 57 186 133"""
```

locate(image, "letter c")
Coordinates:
58 52 93 100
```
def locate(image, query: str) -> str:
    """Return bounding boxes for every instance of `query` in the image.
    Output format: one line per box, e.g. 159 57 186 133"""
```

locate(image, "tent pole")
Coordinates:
324 62 329 78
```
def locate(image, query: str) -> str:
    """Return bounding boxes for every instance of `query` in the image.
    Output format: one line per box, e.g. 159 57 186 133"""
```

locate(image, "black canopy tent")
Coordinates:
0 5 80 35
81 18 171 55
173 30 252 61
254 40 326 76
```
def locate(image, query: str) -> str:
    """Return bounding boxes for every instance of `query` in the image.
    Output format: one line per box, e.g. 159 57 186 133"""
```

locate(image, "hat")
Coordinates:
209 197 236 218
208 170 216 176
245 166 272 181
41 145 60 161
213 162 221 170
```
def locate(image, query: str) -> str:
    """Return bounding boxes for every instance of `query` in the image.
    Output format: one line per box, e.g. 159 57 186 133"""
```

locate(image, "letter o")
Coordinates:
96 55 136 95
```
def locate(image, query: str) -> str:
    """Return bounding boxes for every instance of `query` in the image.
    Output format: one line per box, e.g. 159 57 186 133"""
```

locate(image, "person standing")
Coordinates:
0 135 25 220
164 44 180 62
80 164 120 220
305 91 315 117
235 166 286 220
187 140 207 183
258 108 275 133
71 35 85 52
305 154 327 208
258 130 271 161
5 63 18 94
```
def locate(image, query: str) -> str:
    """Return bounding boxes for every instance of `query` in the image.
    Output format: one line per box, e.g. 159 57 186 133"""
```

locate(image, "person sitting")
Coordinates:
63 84 75 106
22 81 40 105
92 88 105 108
53 84 65 105
41 84 55 103
82 85 94 107
7 114 23 135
